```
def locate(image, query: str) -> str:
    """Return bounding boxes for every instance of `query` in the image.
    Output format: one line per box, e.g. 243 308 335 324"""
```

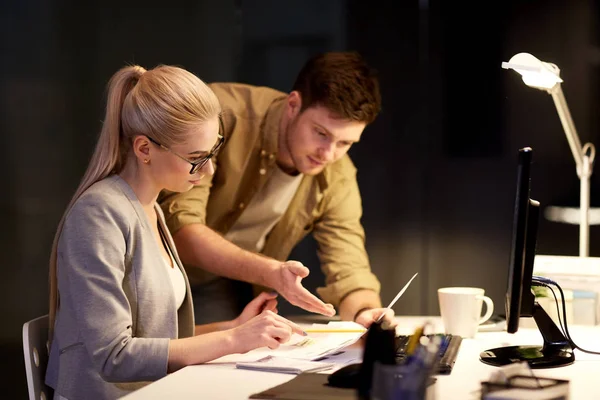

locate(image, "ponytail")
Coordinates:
48 65 145 338
48 64 220 340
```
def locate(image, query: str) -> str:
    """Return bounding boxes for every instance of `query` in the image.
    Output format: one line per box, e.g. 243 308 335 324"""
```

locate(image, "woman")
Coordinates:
45 64 304 400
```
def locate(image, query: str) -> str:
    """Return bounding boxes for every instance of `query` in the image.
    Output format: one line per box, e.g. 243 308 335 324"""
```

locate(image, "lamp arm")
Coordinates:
548 84 585 170
547 84 595 256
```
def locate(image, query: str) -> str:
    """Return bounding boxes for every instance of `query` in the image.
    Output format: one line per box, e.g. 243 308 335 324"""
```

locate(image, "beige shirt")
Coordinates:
159 83 380 307
225 165 303 253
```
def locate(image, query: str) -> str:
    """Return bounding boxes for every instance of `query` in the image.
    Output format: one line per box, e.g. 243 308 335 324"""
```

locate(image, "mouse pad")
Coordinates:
249 372 358 400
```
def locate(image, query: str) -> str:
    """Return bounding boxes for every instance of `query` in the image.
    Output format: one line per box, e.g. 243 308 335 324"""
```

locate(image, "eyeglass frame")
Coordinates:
146 119 225 175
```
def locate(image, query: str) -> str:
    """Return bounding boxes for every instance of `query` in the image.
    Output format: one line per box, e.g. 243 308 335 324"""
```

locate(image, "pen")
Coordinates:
405 324 425 356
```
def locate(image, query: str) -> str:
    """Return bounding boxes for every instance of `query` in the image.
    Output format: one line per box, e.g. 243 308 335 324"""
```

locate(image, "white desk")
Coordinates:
121 317 600 400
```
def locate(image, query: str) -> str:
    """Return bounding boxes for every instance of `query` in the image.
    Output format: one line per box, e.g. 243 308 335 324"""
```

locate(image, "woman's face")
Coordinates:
151 115 221 193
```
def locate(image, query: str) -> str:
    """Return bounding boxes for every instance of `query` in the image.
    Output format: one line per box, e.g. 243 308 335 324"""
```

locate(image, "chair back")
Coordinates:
23 314 53 400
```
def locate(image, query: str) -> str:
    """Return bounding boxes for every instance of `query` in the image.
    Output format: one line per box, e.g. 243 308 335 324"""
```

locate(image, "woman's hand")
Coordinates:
229 310 306 354
194 292 279 335
233 291 279 327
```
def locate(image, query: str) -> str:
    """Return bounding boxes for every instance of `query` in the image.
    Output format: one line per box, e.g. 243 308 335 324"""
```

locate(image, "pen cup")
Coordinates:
370 361 436 400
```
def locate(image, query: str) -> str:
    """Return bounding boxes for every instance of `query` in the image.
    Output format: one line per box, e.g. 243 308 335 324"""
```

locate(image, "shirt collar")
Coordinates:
261 96 285 156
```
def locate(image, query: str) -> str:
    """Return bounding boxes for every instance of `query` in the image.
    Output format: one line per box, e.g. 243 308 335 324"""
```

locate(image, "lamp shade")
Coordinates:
501 53 563 90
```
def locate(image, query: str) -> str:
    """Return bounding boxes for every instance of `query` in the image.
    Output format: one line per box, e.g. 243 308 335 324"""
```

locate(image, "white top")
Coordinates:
225 164 303 252
166 253 186 309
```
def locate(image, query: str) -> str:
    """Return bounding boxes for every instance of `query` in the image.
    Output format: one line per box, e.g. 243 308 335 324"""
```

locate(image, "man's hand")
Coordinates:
355 308 397 330
274 260 336 317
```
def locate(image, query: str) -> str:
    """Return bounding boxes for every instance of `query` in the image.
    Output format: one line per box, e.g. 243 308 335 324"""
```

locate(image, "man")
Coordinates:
159 51 390 327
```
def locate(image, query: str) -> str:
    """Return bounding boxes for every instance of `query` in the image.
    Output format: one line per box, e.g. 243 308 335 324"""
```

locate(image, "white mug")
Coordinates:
438 287 494 338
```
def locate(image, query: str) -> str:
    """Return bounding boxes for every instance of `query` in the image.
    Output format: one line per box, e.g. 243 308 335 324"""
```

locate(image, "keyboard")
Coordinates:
395 334 463 375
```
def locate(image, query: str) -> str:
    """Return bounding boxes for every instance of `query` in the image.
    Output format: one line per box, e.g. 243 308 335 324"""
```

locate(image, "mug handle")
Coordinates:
477 295 494 324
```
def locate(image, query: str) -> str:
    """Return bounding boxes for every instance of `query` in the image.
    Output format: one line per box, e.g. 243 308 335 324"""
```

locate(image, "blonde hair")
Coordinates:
48 64 220 336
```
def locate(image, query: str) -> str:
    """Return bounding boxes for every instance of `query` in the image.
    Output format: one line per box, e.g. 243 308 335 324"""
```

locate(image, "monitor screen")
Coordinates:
505 147 538 333
480 147 574 368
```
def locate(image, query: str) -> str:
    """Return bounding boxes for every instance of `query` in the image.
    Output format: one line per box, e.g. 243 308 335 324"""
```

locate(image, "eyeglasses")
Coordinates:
147 127 224 175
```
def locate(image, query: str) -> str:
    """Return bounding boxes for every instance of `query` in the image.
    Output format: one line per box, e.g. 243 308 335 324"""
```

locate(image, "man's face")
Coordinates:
284 103 366 175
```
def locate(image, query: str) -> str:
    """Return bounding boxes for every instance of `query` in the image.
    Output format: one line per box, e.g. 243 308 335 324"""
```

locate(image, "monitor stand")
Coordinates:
480 302 574 368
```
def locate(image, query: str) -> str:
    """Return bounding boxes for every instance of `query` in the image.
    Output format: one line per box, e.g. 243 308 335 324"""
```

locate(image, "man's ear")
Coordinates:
286 91 302 119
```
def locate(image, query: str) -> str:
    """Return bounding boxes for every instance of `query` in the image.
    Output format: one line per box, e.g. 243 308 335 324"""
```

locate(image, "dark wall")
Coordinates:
2 0 599 397
1 1 241 396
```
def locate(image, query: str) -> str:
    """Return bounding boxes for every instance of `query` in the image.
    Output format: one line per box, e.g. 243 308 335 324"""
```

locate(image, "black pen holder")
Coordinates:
357 321 397 399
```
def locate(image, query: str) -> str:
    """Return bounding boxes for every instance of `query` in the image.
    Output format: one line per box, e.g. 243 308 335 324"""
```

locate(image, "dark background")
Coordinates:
2 0 599 397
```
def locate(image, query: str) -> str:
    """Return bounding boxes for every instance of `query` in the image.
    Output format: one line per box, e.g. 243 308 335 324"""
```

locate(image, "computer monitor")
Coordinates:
479 147 574 368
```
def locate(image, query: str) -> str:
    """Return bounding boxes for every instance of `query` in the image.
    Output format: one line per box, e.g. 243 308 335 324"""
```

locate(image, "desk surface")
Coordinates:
121 317 600 400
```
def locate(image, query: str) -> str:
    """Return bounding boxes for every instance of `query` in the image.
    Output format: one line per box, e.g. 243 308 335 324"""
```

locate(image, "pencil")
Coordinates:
406 325 424 355
304 329 366 333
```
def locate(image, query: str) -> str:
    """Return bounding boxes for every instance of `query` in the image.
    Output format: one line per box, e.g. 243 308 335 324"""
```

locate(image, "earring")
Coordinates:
143 159 150 164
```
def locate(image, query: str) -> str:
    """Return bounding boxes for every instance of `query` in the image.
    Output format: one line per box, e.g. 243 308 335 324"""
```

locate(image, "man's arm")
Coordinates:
338 289 382 321
174 223 335 316
312 158 384 325
174 224 278 287
339 289 396 328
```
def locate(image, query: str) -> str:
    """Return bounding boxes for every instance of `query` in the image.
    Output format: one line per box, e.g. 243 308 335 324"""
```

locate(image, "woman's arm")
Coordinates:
168 310 305 372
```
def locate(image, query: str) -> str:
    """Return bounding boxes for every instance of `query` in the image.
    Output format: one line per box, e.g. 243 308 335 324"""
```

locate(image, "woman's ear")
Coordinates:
131 135 151 163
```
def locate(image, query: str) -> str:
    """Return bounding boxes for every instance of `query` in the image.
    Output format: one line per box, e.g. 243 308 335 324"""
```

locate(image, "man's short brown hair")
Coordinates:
292 51 381 124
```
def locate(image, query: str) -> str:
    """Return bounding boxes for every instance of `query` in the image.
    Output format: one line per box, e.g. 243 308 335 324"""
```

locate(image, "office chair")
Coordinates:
22 315 53 400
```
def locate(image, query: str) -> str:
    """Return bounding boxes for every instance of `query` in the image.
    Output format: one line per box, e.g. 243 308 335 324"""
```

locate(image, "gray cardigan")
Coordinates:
46 175 195 400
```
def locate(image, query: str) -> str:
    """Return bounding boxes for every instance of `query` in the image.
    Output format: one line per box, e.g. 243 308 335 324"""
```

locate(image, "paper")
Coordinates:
261 328 363 360
209 322 365 364
236 356 335 374
377 272 418 322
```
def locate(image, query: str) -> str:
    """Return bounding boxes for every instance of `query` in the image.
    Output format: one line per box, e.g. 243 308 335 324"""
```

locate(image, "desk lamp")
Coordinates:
502 52 596 257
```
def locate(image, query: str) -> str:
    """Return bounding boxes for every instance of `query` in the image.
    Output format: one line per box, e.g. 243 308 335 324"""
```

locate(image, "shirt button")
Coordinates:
238 202 245 209
260 150 267 157
268 154 275 160
259 168 266 175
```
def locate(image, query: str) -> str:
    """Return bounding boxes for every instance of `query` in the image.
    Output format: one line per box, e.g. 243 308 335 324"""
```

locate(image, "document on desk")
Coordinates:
236 356 336 374
211 273 419 366
209 321 366 364
274 322 366 360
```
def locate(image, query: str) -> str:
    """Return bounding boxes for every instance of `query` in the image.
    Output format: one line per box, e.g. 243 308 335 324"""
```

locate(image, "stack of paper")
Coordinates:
209 321 366 365
236 356 335 374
